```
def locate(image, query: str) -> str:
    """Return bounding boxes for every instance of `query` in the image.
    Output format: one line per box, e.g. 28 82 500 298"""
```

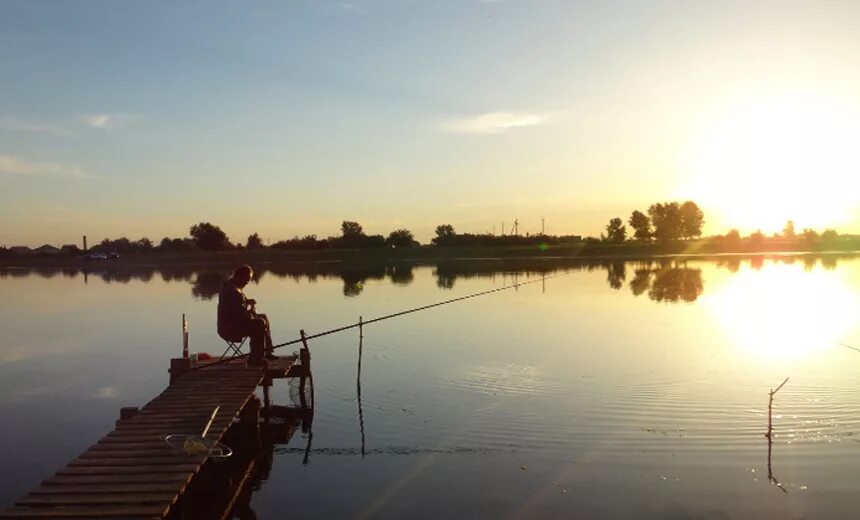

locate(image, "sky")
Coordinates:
2 0 860 246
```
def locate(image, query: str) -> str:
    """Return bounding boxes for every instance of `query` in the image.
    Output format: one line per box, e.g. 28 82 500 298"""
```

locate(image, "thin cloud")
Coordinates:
324 1 366 15
0 115 67 136
82 112 137 130
441 111 553 135
0 154 93 178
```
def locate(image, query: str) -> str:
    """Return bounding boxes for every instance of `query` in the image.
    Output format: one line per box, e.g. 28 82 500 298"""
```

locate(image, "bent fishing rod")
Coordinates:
191 270 570 372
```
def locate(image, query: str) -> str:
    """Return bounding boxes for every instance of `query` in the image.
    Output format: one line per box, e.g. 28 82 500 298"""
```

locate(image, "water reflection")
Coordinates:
167 399 312 519
0 254 854 305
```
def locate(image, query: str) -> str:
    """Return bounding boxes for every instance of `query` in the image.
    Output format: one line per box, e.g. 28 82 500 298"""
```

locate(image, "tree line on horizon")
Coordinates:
601 202 844 248
0 209 850 256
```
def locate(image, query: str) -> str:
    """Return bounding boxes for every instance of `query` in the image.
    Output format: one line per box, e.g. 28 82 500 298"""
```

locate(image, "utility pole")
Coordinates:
502 221 505 236
541 217 545 236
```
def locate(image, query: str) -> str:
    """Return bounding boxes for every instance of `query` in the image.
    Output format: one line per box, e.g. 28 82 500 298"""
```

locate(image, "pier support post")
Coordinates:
169 357 192 384
299 330 311 409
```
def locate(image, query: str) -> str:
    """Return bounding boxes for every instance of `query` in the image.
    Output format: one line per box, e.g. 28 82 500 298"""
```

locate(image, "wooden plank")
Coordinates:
153 393 254 400
90 442 172 451
56 465 198 476
98 435 165 443
32 483 180 495
42 474 189 486
83 447 174 457
120 410 238 426
139 400 249 409
113 420 233 432
0 505 165 518
114 419 233 431
17 493 175 506
70 457 204 467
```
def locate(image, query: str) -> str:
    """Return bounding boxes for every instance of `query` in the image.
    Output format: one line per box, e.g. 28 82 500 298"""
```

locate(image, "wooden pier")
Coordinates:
0 353 310 520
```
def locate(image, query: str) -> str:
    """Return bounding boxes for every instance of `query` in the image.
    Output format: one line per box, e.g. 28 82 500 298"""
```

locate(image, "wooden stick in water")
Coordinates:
765 377 789 439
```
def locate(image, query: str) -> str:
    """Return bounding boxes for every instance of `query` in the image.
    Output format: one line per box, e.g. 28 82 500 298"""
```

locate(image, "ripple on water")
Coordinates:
441 361 567 397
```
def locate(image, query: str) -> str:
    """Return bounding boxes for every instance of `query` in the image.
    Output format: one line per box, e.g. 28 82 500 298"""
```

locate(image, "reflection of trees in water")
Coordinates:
1 253 853 301
436 272 456 290
606 261 626 290
191 272 224 300
160 267 195 283
433 261 560 290
34 267 59 279
715 257 741 273
629 269 651 296
627 261 704 303
340 268 385 297
750 255 764 270
648 267 703 303
386 264 414 285
92 269 134 284
711 254 840 273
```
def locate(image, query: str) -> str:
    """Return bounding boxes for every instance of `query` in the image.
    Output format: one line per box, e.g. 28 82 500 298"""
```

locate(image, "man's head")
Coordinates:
231 264 253 288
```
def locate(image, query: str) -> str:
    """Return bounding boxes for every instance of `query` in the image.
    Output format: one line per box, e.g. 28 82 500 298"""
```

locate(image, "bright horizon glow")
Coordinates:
683 93 860 235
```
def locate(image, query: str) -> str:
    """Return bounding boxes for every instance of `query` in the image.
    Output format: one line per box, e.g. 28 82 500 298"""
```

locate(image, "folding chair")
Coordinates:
220 335 248 361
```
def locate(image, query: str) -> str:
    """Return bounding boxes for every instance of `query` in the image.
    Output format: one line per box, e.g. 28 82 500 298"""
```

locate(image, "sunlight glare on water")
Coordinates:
704 261 860 361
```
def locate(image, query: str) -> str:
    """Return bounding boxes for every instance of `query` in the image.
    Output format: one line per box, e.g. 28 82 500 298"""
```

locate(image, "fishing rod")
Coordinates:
190 270 569 372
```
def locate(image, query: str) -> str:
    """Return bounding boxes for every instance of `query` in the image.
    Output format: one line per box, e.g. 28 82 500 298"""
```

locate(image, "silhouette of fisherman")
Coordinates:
218 265 278 365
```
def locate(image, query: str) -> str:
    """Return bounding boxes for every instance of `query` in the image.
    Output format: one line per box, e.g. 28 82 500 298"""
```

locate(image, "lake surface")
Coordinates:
2 255 860 518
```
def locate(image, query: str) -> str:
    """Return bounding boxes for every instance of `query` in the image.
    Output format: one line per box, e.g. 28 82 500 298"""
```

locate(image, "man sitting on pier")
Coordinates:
218 265 278 365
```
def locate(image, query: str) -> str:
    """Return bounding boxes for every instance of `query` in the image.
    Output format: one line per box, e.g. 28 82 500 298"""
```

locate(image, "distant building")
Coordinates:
8 246 32 255
33 244 62 255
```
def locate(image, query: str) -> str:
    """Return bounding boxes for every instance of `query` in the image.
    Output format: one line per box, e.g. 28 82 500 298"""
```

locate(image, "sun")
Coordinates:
681 93 860 235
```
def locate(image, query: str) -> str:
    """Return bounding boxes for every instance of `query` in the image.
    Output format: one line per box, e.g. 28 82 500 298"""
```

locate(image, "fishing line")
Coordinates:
270 270 567 350
191 270 569 372
832 340 860 354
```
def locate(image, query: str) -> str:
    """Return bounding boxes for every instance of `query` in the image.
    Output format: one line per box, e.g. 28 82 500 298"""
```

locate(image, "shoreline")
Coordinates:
1 243 858 269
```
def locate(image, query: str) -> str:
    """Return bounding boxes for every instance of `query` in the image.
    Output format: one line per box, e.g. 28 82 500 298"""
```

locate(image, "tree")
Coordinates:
723 229 741 248
433 224 456 246
821 229 839 244
605 217 626 243
246 233 264 250
628 210 651 241
387 229 417 248
648 202 682 242
749 229 765 248
783 220 796 238
679 201 704 239
802 228 819 245
341 221 364 238
189 222 231 251
136 237 153 251
436 224 455 238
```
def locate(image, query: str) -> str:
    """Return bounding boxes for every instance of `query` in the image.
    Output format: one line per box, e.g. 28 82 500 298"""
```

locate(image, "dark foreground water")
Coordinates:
2 255 860 518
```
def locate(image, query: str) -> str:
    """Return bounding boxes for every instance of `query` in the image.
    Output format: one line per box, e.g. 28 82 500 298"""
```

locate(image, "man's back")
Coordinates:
217 279 248 340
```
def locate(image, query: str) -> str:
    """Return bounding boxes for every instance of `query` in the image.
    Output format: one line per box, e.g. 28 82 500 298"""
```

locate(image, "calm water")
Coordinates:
2 256 860 518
